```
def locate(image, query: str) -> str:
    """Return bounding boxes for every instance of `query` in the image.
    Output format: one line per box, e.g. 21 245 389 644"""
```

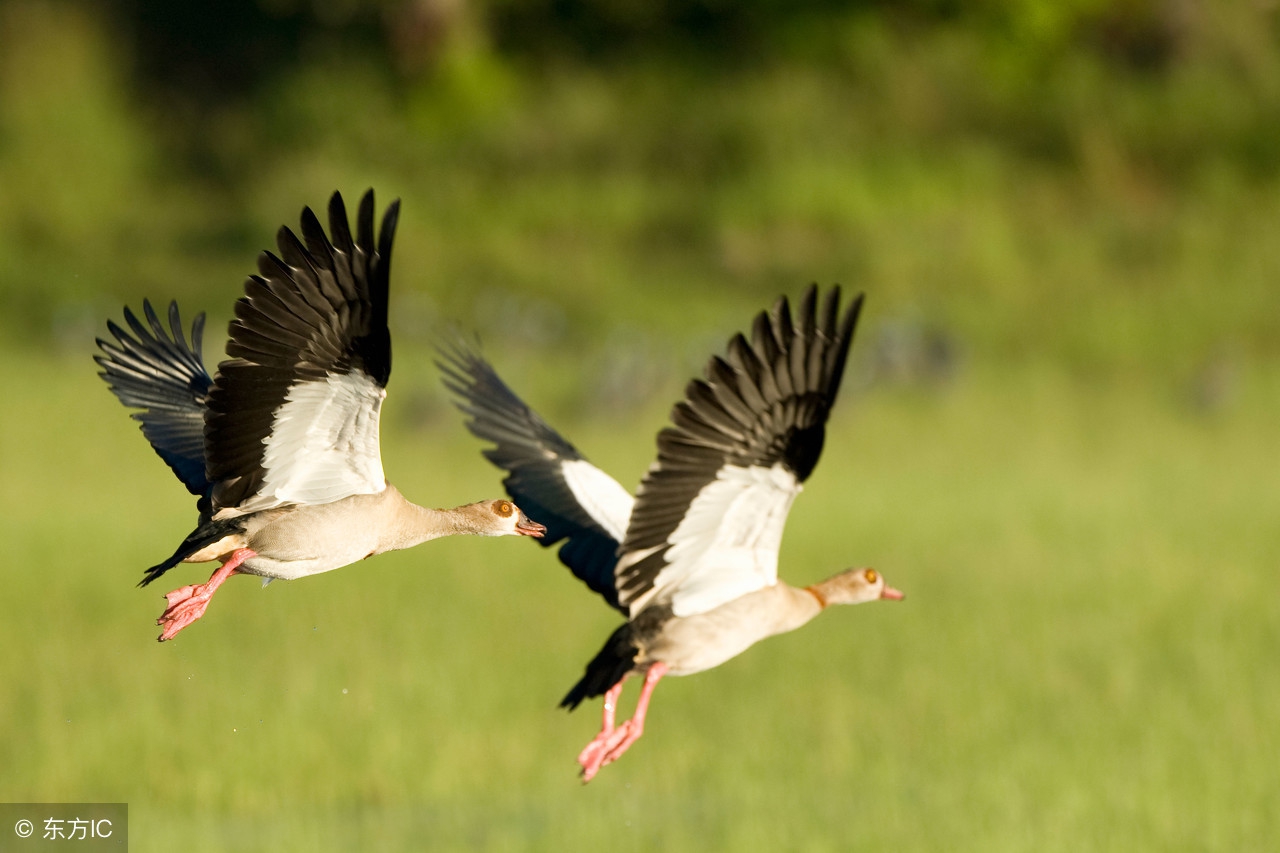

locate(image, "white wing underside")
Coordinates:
561 458 634 542
624 463 801 618
238 371 388 513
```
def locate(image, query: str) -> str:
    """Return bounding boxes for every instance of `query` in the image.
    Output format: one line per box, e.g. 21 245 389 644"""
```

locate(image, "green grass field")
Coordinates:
2 5 1278 845
2 340 1275 851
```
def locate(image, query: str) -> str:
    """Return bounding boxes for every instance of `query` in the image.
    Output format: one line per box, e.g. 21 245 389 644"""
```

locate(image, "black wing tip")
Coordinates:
433 333 495 411
311 188 399 253
95 298 209 380
774 283 863 335
696 283 867 411
824 286 866 397
98 298 198 341
326 187 401 261
436 339 594 468
840 288 867 329
433 333 509 413
339 187 398 208
433 326 484 366
770 283 865 378
380 196 402 235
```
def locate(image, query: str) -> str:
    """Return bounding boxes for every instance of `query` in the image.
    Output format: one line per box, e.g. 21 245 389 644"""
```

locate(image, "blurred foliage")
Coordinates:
0 0 1277 386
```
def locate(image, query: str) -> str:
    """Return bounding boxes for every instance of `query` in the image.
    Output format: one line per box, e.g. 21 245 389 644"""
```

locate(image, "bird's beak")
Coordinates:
515 514 546 538
880 586 905 601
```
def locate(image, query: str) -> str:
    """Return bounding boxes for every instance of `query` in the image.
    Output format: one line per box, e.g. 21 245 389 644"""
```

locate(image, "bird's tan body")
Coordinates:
186 486 534 581
636 583 823 676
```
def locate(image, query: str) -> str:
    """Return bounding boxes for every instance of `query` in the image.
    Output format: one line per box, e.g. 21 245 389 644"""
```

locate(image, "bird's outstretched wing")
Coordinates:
616 286 864 618
96 299 213 498
205 189 400 514
439 340 633 612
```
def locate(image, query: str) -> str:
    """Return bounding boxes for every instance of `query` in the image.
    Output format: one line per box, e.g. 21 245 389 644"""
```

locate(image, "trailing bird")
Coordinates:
96 190 545 642
439 285 901 781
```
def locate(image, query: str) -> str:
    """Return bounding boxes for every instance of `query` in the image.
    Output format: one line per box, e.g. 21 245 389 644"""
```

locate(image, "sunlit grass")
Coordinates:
2 349 1275 850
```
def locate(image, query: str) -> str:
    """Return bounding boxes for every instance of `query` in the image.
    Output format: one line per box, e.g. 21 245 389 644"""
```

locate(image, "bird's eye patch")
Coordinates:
864 569 878 584
495 500 513 517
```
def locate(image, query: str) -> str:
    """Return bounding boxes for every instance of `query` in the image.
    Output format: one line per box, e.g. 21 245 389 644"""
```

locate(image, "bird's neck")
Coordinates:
803 582 830 610
380 488 488 551
767 583 827 633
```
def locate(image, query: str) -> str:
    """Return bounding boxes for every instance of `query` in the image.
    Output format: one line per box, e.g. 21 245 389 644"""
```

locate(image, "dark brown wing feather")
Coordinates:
614 285 864 610
204 190 400 511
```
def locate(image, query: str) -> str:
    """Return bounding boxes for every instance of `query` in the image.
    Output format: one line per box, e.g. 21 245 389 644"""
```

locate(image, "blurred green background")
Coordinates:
1 0 1277 849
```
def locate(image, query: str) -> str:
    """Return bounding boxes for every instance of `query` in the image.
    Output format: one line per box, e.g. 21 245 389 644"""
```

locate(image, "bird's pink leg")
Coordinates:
576 677 627 776
578 662 669 782
156 548 256 642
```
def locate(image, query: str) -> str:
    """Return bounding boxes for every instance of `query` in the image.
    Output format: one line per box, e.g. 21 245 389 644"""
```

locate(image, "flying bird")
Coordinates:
96 190 545 642
439 285 901 781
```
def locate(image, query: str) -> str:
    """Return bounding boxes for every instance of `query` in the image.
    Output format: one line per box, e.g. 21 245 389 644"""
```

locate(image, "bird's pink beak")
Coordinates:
516 515 546 538
880 585 905 601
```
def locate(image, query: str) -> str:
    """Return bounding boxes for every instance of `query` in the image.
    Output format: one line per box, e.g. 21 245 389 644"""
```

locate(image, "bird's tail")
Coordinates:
140 516 245 587
560 622 638 711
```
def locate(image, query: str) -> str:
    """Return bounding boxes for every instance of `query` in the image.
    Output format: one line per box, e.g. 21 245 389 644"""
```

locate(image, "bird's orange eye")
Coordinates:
864 569 878 584
495 500 513 517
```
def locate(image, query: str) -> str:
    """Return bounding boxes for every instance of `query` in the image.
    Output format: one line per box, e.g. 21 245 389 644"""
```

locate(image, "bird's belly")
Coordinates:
647 610 779 676
643 585 813 676
238 552 361 580
236 506 384 580
654 634 765 676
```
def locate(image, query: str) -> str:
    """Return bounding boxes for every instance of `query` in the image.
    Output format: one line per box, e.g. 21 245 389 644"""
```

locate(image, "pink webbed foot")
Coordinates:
578 719 644 782
155 549 254 641
576 662 668 783
157 587 212 641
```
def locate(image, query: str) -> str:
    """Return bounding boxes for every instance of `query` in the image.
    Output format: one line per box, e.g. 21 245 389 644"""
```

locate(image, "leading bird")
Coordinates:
96 190 545 641
439 285 902 781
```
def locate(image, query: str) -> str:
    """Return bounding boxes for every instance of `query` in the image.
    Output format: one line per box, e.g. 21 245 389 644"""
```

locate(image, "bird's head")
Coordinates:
483 498 546 538
817 567 904 606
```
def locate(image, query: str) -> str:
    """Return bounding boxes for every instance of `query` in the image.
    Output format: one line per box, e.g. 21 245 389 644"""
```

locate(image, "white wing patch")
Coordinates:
631 463 801 618
561 458 634 542
247 371 387 511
